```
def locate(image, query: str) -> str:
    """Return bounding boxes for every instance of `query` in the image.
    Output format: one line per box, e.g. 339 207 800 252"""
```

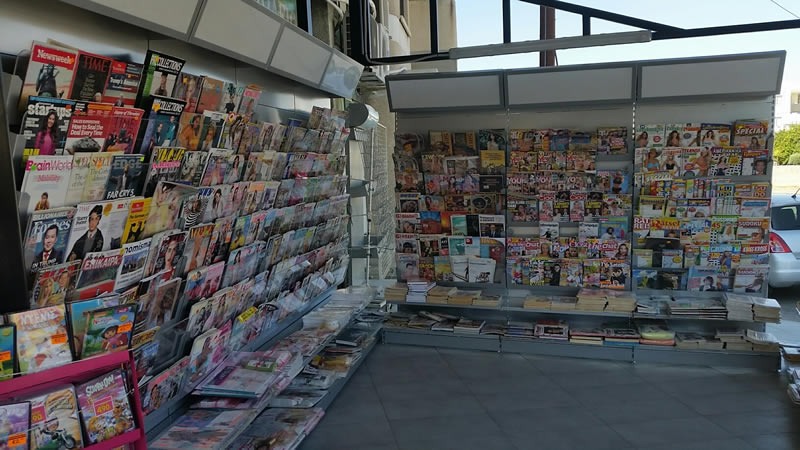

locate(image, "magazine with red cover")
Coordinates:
102 60 143 107
17 41 77 115
64 102 113 154
104 106 145 153
69 51 113 102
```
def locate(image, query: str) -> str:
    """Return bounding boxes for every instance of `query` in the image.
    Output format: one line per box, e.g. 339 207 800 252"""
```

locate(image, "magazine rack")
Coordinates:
383 52 785 370
0 350 147 450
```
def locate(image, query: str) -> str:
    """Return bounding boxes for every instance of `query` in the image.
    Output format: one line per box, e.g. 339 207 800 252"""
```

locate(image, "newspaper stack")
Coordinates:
783 347 800 364
506 320 534 338
406 280 436 303
745 329 780 352
523 295 551 310
605 291 637 313
575 290 607 312
675 332 724 350
473 295 501 307
569 328 605 345
453 318 486 335
426 286 456 304
550 296 578 311
752 297 781 323
723 293 755 321
716 328 751 351
448 289 481 305
384 283 408 302
667 297 727 319
534 319 569 340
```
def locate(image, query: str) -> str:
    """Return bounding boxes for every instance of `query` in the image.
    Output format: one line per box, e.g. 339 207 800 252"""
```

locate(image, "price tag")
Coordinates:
8 433 26 447
51 333 67 345
118 322 133 333
0 351 10 362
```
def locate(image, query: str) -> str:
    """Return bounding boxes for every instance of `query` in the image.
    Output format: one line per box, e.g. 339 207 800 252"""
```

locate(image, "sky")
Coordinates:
452 0 800 94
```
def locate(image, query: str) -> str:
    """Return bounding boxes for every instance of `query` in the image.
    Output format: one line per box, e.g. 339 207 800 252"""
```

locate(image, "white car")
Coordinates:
769 193 800 288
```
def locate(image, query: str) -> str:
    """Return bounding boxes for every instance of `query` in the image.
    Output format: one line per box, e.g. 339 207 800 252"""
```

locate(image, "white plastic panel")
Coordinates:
69 0 200 34
507 67 633 106
640 56 782 99
193 0 281 65
270 27 332 85
387 74 504 111
321 52 364 98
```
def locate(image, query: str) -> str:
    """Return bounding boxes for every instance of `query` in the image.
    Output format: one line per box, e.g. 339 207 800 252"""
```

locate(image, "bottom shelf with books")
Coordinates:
383 326 502 352
501 336 632 361
633 345 780 371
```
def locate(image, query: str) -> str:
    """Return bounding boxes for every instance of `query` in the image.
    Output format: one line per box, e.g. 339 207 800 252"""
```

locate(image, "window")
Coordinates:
772 205 800 230
791 91 800 114
400 0 409 19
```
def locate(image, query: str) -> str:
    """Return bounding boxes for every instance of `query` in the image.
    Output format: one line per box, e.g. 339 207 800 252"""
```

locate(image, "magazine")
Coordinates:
396 254 420 281
8 305 71 373
102 60 143 107
23 206 75 278
733 120 769 149
138 96 186 155
17 41 78 116
596 126 627 154
145 229 189 279
143 182 197 237
137 49 185 108
739 198 770 218
700 123 732 147
103 154 145 199
733 267 768 294
710 146 743 176
634 124 664 147
741 149 769 176
121 198 151 244
19 155 72 220
200 148 233 187
688 266 729 292
64 102 113 154
82 152 118 201
68 51 112 101
66 198 131 261
196 77 224 113
21 96 74 160
141 356 189 414
81 304 136 358
478 129 507 151
27 386 83 449
116 238 151 291
478 214 504 238
0 402 28 447
0 327 15 381
30 260 81 308
468 257 496 283
74 249 124 300
736 218 769 243
76 369 135 444
104 106 144 153
173 72 203 113
429 131 453 154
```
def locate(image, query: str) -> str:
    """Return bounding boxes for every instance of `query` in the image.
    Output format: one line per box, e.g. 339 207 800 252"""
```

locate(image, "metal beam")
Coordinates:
430 0 439 54
520 0 684 33
582 15 591 36
653 19 800 40
503 0 512 43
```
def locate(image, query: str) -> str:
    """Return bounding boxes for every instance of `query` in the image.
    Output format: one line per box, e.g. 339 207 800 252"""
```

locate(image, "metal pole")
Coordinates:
430 0 440 54
503 0 512 43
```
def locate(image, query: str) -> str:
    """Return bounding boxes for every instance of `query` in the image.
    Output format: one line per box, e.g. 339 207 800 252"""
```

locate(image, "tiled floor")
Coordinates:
300 344 800 450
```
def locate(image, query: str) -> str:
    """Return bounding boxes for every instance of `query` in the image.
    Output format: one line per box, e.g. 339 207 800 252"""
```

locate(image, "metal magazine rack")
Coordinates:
382 52 785 370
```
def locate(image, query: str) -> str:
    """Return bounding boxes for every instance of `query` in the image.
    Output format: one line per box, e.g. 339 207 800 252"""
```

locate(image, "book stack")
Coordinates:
667 297 728 319
408 315 437 329
384 283 409 302
480 322 507 336
783 347 800 364
523 295 551 310
550 296 578 311
506 320 534 338
675 332 724 350
432 319 458 332
453 318 486 335
752 297 781 323
637 321 675 346
534 319 569 340
788 383 800 406
385 312 412 328
605 291 637 313
426 286 457 304
473 295 501 307
576 290 607 312
406 280 436 303
745 329 780 352
716 328 751 351
448 289 481 305
723 293 755 321
604 325 641 346
569 328 605 345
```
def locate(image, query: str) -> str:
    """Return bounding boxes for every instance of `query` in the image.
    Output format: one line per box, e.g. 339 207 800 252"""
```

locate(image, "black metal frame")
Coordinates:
349 0 800 66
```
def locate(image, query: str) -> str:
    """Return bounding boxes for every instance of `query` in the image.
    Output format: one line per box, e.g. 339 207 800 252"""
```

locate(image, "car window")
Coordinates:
772 205 800 230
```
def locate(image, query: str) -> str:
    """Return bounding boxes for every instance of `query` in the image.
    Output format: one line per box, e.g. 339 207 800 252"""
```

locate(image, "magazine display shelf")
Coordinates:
0 350 147 450
384 52 785 370
143 286 337 438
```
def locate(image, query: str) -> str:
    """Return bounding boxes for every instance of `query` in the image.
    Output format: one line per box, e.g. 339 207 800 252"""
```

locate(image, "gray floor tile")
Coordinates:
475 386 578 413
509 425 634 449
489 405 605 435
368 362 458 385
638 438 755 450
706 410 800 437
396 433 517 450
381 393 486 421
462 373 558 394
300 418 397 450
571 382 673 406
522 353 634 373
654 375 754 397
587 397 697 424
389 413 503 446
677 390 787 415
633 362 722 381
744 432 800 450
552 368 645 388
374 378 471 402
609 416 731 446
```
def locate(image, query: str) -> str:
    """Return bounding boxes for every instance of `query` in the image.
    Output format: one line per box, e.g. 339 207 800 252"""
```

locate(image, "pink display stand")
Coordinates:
0 350 147 450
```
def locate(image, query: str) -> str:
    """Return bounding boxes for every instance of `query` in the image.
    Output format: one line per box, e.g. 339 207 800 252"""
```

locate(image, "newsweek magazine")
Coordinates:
64 101 113 154
23 206 75 277
143 147 186 197
138 95 187 155
137 50 185 108
8 305 71 373
74 249 123 299
19 155 72 220
104 106 144 153
68 51 112 102
22 96 74 159
104 154 146 199
17 41 77 115
733 120 769 149
173 72 203 113
30 260 81 308
102 60 143 107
